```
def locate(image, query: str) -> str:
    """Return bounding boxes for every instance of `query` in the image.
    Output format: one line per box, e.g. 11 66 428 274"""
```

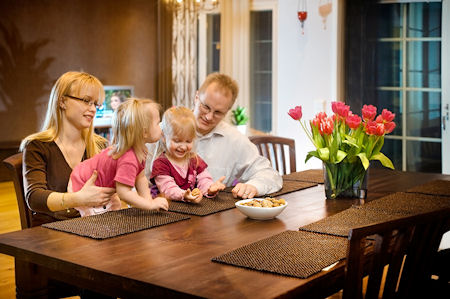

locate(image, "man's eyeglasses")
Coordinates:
198 98 226 119
64 95 101 108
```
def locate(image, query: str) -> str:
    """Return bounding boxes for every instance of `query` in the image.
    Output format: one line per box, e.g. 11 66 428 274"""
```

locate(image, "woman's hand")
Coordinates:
207 176 226 196
184 189 203 203
76 170 116 207
232 183 257 199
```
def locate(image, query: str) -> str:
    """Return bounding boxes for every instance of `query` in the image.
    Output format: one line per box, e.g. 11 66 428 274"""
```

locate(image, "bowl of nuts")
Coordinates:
235 197 288 220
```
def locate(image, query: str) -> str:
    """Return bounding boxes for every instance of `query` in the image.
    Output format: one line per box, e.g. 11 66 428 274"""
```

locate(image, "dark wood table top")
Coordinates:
0 168 449 298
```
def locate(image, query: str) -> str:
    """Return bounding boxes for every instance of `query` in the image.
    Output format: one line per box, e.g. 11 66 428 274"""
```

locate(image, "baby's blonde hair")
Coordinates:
160 106 197 159
110 98 159 159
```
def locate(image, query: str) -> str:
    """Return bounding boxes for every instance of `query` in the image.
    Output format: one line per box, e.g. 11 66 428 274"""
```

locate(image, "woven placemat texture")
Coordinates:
269 180 317 197
43 208 190 239
168 192 237 216
405 180 450 197
212 230 347 279
299 207 405 237
359 192 450 214
282 169 324 184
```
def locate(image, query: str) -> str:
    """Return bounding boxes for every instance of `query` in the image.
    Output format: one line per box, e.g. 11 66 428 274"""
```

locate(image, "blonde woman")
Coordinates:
151 106 225 203
69 98 168 216
21 71 116 224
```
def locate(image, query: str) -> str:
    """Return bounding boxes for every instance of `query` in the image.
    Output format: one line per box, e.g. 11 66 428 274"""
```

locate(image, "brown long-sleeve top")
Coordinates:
22 139 84 222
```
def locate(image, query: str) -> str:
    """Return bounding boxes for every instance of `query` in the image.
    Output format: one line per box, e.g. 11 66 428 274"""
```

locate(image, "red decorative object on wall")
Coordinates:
297 0 307 35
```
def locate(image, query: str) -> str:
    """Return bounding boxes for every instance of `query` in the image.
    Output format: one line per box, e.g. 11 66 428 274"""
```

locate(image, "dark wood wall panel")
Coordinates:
0 0 173 181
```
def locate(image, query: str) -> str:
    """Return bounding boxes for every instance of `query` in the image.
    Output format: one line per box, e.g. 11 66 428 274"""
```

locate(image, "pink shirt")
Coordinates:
71 148 145 216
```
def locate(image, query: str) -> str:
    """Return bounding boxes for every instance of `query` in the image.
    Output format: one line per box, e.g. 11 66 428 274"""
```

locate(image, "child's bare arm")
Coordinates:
134 170 151 200
116 181 168 211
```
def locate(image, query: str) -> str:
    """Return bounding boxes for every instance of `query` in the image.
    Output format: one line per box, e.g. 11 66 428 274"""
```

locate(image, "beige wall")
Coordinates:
0 0 158 143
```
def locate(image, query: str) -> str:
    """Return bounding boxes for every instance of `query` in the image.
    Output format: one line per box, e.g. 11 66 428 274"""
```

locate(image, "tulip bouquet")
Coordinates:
289 102 396 199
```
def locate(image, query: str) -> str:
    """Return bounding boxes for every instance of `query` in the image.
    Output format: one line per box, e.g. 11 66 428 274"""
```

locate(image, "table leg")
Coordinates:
15 259 49 299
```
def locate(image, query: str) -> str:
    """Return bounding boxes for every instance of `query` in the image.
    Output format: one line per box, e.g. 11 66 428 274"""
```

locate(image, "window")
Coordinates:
346 1 442 172
250 10 273 132
206 13 220 74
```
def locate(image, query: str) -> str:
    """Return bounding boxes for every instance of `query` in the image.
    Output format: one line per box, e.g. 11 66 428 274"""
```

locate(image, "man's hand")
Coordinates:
232 183 257 199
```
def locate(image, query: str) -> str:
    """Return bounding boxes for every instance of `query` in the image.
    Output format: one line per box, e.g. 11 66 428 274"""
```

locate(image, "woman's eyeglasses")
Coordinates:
64 95 101 108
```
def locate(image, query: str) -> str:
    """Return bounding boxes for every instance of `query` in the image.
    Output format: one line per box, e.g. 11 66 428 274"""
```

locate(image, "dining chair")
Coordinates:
3 153 105 297
343 207 450 299
249 135 296 175
2 153 34 229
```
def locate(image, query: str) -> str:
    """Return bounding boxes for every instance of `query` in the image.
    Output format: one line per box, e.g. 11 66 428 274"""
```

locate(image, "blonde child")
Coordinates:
151 106 225 203
69 98 169 216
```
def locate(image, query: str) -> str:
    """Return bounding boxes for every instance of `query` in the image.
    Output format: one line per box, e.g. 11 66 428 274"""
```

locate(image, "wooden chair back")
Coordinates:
248 135 296 175
343 207 450 299
2 153 33 229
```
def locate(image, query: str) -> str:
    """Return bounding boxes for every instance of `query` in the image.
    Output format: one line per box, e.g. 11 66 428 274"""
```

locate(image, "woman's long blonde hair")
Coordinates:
159 106 197 160
110 98 159 160
20 71 106 157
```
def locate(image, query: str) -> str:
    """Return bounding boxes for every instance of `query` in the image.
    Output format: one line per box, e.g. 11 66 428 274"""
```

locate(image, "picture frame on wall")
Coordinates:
93 85 134 128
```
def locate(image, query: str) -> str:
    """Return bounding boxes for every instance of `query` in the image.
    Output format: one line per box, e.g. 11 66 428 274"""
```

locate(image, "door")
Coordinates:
345 0 448 173
442 0 449 173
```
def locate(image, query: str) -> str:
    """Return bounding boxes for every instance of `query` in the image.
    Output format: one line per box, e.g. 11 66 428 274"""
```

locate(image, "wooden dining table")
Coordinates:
0 168 449 298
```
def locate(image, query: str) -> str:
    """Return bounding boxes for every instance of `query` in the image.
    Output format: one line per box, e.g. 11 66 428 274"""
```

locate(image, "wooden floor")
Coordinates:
0 181 21 299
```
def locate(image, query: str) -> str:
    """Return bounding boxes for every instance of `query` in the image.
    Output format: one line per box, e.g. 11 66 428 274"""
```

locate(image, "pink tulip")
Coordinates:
384 122 396 134
346 114 362 129
376 115 384 123
366 121 384 136
362 105 377 121
331 101 350 118
381 109 395 122
288 106 302 120
320 117 334 135
311 118 320 128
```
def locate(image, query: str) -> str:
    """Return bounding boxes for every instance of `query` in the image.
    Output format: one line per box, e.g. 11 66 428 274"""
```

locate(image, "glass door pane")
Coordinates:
364 2 442 173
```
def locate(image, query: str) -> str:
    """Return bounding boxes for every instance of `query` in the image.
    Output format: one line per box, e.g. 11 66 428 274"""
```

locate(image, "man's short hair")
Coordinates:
198 73 239 105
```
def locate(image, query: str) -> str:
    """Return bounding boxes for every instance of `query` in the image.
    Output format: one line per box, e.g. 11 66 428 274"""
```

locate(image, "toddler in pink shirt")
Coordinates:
69 98 169 216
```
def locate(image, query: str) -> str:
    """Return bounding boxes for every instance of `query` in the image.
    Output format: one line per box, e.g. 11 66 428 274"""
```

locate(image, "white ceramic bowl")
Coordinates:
235 198 288 220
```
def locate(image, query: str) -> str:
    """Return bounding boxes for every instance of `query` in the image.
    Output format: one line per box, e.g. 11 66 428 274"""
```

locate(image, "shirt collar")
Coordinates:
196 121 227 138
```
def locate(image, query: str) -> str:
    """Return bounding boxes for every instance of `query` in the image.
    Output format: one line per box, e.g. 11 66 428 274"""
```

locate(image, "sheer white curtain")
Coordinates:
220 0 250 109
172 0 198 108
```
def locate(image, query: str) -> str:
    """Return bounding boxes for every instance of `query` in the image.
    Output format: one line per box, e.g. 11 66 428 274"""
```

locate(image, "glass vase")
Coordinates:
323 161 368 199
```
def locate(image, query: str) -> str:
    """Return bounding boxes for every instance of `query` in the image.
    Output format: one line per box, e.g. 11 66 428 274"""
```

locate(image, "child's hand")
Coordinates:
184 189 203 203
208 176 226 196
152 196 169 211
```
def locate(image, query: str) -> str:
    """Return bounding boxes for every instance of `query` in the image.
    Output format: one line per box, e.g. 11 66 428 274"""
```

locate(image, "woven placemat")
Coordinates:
360 192 450 215
268 180 317 197
42 208 190 239
406 180 450 197
282 169 324 184
298 207 405 237
168 192 237 216
212 230 347 279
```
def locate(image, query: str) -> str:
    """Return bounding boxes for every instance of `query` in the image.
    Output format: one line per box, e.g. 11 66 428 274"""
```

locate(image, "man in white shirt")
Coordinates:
146 73 282 198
